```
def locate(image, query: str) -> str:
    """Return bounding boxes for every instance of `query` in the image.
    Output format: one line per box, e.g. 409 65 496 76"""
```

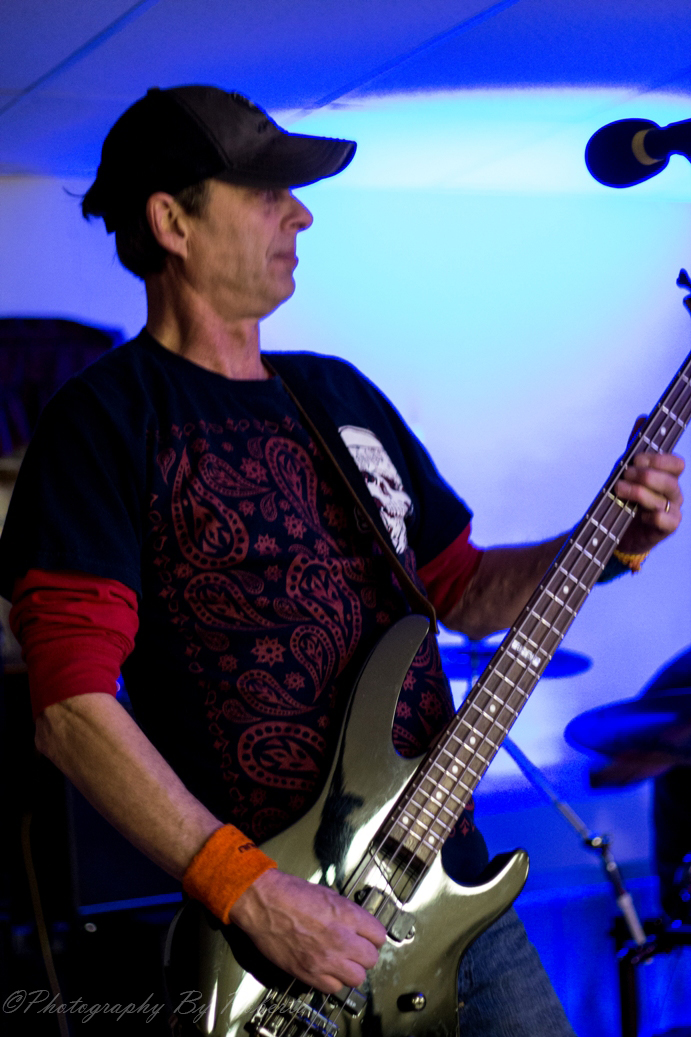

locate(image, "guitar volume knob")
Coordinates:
397 993 426 1013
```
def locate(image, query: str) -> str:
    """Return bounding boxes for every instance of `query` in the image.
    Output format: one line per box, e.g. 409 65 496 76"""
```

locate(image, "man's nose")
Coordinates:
289 194 313 231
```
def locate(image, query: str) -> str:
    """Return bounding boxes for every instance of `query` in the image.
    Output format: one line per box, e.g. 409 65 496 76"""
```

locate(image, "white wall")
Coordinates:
1 90 690 873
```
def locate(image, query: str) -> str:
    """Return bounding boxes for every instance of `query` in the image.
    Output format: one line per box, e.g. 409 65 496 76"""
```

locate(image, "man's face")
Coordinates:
183 180 313 321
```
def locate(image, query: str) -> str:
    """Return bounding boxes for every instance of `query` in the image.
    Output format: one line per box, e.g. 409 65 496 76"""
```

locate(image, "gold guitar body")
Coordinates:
166 617 529 1037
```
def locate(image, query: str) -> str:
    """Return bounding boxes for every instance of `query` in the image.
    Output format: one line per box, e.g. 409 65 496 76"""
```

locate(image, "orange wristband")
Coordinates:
182 824 277 924
612 548 650 573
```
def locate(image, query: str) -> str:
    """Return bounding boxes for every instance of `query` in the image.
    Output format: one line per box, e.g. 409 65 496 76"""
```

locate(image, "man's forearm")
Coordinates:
35 692 221 880
35 689 388 995
442 535 567 640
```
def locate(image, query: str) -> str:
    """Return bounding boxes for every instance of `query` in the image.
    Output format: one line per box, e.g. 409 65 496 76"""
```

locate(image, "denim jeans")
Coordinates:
457 908 577 1036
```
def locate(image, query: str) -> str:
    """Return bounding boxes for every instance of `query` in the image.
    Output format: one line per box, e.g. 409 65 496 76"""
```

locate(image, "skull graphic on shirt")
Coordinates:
339 425 413 553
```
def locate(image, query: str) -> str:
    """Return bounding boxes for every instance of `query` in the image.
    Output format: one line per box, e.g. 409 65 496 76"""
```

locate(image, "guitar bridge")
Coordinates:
246 992 340 1037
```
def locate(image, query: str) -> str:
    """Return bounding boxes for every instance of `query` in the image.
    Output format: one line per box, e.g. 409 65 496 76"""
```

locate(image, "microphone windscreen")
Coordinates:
585 118 668 187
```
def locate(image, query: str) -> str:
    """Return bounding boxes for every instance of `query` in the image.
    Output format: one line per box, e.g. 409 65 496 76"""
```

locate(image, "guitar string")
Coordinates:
335 392 691 937
345 369 681 1032
293 496 630 1037
374 488 649 900
382 386 690 1012
267 505 675 1036
278 393 691 1034
352 493 632 905
282 398 688 1037
390 389 684 858
291 496 634 1037
262 381 691 1035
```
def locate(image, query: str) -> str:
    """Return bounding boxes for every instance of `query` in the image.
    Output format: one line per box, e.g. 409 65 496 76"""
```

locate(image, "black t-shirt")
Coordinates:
0 331 488 877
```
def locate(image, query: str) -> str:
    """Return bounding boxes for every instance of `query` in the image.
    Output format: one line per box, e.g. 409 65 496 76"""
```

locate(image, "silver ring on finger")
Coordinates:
665 499 671 514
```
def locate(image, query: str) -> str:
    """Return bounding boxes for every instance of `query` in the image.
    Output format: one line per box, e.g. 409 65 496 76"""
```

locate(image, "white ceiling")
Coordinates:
2 0 691 176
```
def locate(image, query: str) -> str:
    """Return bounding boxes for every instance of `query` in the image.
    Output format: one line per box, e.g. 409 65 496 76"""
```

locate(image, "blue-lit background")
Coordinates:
2 62 691 1036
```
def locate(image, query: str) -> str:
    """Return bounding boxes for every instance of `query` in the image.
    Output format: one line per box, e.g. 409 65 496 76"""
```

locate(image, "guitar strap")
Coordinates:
264 354 437 628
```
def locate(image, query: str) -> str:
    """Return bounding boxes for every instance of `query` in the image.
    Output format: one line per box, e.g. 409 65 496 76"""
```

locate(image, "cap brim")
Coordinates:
216 130 356 189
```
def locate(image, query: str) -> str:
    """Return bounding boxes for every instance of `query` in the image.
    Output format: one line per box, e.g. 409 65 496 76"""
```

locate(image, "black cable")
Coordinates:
20 810 71 1037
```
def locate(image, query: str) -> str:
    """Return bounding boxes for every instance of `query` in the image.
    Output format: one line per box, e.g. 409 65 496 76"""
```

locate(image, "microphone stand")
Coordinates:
459 643 645 943
501 736 647 946
503 739 691 1036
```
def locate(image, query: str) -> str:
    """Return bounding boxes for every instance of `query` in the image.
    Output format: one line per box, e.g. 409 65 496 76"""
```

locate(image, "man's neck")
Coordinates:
145 278 269 381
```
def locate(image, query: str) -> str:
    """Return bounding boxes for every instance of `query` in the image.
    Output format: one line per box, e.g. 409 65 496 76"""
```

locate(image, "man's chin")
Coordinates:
258 281 296 319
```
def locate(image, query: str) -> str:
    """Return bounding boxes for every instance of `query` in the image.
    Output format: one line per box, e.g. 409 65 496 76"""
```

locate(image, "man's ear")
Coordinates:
146 192 190 259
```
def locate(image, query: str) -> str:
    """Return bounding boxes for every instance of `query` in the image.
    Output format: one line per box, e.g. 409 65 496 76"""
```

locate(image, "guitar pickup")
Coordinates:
355 886 416 942
373 898 416 942
386 908 416 943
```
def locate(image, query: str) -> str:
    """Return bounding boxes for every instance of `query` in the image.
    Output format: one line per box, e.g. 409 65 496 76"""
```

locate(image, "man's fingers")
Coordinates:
350 904 387 948
229 870 386 996
616 481 682 530
616 452 684 515
617 473 682 508
325 955 368 991
626 451 685 478
301 931 377 992
349 931 383 969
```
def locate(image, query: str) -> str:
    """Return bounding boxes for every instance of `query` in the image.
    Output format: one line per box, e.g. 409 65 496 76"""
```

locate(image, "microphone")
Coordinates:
585 116 691 187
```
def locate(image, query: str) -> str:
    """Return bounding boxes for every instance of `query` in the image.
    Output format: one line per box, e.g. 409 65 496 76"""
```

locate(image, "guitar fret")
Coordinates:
488 678 525 700
502 647 529 671
529 608 566 633
429 762 460 785
556 566 590 594
507 637 544 663
427 784 464 816
502 637 535 658
381 344 691 887
450 725 500 754
605 490 635 515
411 778 472 811
381 344 688 887
586 516 617 538
458 718 493 744
394 820 422 843
479 710 509 732
660 404 686 428
545 589 576 615
417 804 453 831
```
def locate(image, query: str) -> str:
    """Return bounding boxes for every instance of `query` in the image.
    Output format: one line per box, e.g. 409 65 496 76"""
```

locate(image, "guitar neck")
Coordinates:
383 340 691 878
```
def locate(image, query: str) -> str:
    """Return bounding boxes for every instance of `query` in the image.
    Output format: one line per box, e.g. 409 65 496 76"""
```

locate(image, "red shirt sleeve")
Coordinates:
9 568 139 720
417 526 484 620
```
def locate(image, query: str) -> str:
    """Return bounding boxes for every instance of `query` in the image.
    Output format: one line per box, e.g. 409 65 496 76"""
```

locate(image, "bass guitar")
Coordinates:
166 284 691 1037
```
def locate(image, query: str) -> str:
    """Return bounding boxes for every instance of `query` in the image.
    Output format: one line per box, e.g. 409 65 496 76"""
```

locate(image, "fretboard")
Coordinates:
382 331 691 884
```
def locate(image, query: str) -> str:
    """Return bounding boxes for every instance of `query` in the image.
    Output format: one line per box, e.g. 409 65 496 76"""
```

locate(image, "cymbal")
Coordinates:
566 645 691 766
439 641 592 680
565 692 691 760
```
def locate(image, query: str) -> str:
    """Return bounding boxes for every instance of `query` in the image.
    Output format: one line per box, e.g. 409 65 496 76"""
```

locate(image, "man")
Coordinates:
0 86 684 1034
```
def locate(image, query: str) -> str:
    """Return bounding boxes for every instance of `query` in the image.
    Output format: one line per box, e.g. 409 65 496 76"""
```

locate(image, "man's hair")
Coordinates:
114 180 210 280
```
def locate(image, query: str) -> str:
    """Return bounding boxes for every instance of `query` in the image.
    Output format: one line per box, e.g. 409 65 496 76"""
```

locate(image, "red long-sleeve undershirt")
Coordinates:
10 568 139 720
10 529 482 720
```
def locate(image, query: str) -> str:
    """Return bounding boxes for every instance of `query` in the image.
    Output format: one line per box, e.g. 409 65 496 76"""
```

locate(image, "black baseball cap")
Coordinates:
82 86 356 232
